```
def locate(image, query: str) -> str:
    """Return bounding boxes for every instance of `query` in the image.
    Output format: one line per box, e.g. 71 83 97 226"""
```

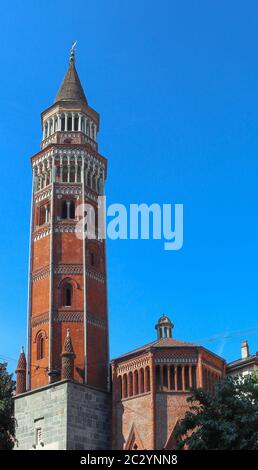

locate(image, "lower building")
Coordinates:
227 340 258 377
15 316 226 450
111 316 226 450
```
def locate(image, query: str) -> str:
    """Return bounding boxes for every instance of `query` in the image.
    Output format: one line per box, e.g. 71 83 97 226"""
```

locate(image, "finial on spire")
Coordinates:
21 345 24 354
69 41 77 64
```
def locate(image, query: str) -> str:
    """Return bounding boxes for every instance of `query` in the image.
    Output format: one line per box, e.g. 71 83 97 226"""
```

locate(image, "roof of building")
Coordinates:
16 346 26 370
112 337 197 362
55 61 87 104
227 353 258 370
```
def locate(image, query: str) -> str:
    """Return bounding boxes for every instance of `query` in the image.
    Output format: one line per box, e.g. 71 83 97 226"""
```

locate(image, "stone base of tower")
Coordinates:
14 380 111 450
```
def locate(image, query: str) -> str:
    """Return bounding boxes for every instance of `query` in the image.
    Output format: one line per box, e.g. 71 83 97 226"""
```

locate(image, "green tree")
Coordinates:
175 374 258 450
0 363 16 450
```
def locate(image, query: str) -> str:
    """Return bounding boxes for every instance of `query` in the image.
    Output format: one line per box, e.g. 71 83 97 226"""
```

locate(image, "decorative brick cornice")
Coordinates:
54 264 83 275
31 312 49 328
54 223 81 234
86 312 107 329
117 357 151 374
52 311 107 329
55 185 82 196
87 268 105 284
32 266 50 282
155 356 198 365
54 311 83 322
33 227 51 241
34 188 52 204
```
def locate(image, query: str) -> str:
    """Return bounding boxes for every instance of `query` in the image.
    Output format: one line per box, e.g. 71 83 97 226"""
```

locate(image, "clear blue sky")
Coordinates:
1 0 258 372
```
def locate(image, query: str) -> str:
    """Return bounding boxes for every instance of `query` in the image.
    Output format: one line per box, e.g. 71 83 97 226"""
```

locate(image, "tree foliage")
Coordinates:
175 374 258 450
0 363 16 450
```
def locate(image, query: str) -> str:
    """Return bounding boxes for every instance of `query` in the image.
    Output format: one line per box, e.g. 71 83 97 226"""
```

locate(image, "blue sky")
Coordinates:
0 0 258 372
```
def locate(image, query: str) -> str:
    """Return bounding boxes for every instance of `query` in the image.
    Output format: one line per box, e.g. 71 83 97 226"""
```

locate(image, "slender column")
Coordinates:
72 112 75 131
168 365 171 390
160 364 164 390
79 113 82 131
60 156 63 182
133 371 138 395
57 114 61 131
174 365 178 391
189 365 193 389
67 156 70 182
197 350 203 388
139 369 143 394
182 365 185 391
65 113 68 131
121 375 126 399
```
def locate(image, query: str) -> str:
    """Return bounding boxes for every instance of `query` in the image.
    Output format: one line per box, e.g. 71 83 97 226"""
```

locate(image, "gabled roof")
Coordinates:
55 61 87 104
112 337 197 362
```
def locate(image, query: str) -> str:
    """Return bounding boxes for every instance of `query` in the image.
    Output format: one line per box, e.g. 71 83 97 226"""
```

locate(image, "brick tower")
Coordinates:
26 45 109 391
14 47 111 450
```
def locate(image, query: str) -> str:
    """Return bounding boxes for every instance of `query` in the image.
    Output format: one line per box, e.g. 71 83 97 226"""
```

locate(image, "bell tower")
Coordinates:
26 45 109 391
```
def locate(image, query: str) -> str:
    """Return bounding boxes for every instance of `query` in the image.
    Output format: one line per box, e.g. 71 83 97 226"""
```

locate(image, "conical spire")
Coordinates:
54 43 87 104
16 346 27 395
61 330 76 380
62 329 75 355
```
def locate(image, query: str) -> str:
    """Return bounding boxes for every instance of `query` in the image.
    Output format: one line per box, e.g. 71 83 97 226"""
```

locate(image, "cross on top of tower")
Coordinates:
69 41 77 64
54 42 87 104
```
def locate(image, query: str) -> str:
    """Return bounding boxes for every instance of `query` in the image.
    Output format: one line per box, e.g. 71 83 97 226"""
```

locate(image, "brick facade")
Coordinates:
26 54 109 391
111 328 226 450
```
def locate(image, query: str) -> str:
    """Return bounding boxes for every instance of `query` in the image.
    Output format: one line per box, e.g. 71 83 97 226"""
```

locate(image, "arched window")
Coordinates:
169 365 175 390
191 366 197 389
156 365 161 390
62 283 73 307
62 201 68 219
145 367 150 392
163 365 168 389
133 370 139 395
67 116 72 131
70 165 75 183
184 366 190 391
177 366 182 391
118 375 122 399
139 369 144 394
128 372 133 397
122 374 128 399
63 165 68 183
37 333 45 360
74 115 79 131
61 116 65 131
90 252 95 267
77 166 81 183
70 201 75 219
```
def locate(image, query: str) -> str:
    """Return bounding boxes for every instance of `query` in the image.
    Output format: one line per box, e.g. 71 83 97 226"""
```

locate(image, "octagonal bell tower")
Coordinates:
26 45 109 391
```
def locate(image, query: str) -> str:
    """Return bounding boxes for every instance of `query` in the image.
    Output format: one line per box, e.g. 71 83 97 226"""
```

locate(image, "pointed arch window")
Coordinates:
62 201 68 219
62 283 73 307
67 116 72 131
37 332 45 360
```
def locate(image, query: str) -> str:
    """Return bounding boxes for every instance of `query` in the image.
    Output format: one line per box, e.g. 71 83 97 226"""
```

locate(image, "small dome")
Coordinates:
155 315 174 339
157 315 173 325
